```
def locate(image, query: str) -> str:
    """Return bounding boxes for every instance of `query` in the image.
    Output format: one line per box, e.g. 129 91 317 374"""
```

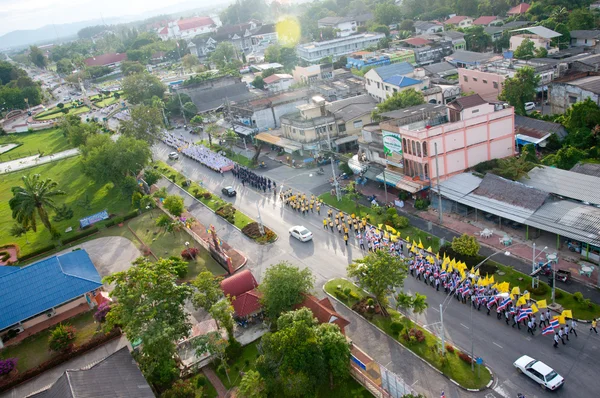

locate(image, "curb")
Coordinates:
323 278 495 392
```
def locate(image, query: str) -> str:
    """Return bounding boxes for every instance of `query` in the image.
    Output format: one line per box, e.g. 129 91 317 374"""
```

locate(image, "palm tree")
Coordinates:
9 174 65 233
10 224 32 244
205 123 220 147
222 129 239 159
551 7 569 24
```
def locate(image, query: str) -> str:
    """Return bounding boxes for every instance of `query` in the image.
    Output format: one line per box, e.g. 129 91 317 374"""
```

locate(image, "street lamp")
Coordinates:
532 243 548 288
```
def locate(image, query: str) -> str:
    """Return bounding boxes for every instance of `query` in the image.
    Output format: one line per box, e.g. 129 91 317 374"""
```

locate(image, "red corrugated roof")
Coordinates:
403 37 431 46
159 26 168 35
473 16 498 25
231 289 262 317
295 294 349 334
444 16 469 25
84 53 127 67
221 269 258 298
178 17 214 31
507 3 530 15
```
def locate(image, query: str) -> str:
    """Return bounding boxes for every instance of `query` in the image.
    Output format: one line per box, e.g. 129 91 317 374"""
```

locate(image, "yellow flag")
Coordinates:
426 246 432 253
390 227 397 234
536 299 547 309
443 256 450 265
419 238 423 246
405 236 410 242
500 282 510 293
391 235 398 242
447 264 453 273
442 262 447 271
378 224 383 229
418 241 424 249
474 269 480 276
450 258 456 268
480 276 488 286
558 315 566 324
383 232 390 239
531 303 538 313
436 253 440 260
470 267 475 274
522 292 530 301
516 296 526 306
412 240 418 247
511 286 521 296
510 293 515 301
561 310 573 319
491 283 498 290
488 275 495 284
385 225 392 232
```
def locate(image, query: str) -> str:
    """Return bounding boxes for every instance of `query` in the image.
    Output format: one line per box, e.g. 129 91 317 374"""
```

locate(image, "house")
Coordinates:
571 53 600 73
313 69 367 101
263 73 294 92
294 294 350 334
158 16 220 40
507 3 531 16
0 250 103 347
423 61 458 79
318 16 358 37
326 94 378 150
441 31 466 50
177 319 228 370
220 269 261 318
353 13 374 27
296 33 386 63
443 16 473 28
399 39 455 65
345 49 415 70
413 21 444 35
378 95 515 192
211 21 258 52
514 115 568 147
570 30 600 48
549 71 600 114
510 26 562 55
250 24 278 52
473 16 500 26
445 50 499 68
28 347 153 398
365 62 428 102
293 63 335 84
484 20 532 41
83 52 127 67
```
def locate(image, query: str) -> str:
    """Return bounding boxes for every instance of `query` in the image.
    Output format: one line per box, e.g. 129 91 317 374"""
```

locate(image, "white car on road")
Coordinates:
289 226 313 242
524 102 536 111
513 355 564 390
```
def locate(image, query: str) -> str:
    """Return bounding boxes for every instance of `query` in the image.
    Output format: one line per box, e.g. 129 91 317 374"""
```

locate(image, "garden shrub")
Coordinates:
414 198 430 210
181 247 199 260
457 351 472 364
48 324 77 352
164 195 185 217
216 205 236 223
343 287 352 295
168 256 189 279
195 375 207 387
122 210 138 221
530 283 549 296
0 358 17 375
348 290 359 300
555 290 563 299
451 234 481 257
390 321 403 335
573 291 584 303
445 344 455 353
94 302 111 323
17 244 57 262
202 192 212 200
407 328 425 343
161 379 195 398
225 338 243 361
335 291 348 301
61 227 99 245
395 215 409 228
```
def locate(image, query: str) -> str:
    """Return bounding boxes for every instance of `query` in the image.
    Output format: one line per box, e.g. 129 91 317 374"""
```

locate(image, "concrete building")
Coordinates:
485 20 532 42
445 50 500 68
377 95 515 192
313 70 366 101
292 63 334 84
296 33 386 63
318 16 358 37
441 31 466 51
411 41 455 65
250 24 278 52
510 26 561 55
570 30 600 48
158 16 220 40
345 49 415 70
414 21 444 35
549 72 600 114
263 73 294 92
365 62 430 102
443 16 473 28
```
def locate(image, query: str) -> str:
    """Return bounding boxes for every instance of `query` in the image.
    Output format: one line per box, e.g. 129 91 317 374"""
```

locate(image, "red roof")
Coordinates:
231 290 262 317
221 269 258 297
507 3 530 15
295 294 350 334
473 16 498 25
403 37 431 47
444 16 469 25
178 17 215 31
84 53 127 67
159 26 168 35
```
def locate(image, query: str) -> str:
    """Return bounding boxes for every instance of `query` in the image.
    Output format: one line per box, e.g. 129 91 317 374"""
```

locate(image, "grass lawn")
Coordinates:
0 128 72 161
490 262 600 320
95 95 125 108
0 311 100 373
319 193 440 252
325 279 492 390
155 162 255 232
0 157 133 258
34 106 90 121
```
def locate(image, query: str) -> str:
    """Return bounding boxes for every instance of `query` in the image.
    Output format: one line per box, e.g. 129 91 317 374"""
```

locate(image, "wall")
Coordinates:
549 83 600 114
458 69 505 101
510 35 553 53
248 97 310 130
571 38 598 47
21 296 87 330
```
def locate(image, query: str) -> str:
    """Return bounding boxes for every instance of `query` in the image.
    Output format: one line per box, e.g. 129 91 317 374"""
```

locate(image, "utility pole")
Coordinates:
330 157 342 201
382 152 389 205
435 143 442 224
256 202 265 235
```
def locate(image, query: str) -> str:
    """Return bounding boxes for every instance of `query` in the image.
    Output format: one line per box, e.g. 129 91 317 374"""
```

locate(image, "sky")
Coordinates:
0 0 204 35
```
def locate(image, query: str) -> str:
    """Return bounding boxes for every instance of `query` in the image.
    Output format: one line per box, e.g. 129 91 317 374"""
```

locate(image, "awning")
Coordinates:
348 155 368 174
255 132 302 152
376 172 425 193
233 124 258 136
335 135 358 146
255 132 282 145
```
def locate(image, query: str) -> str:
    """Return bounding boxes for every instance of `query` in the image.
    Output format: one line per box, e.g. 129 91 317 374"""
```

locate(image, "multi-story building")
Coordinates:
296 33 386 63
510 26 561 55
412 41 454 65
345 49 415 70
414 21 444 35
292 64 334 84
250 24 278 52
377 95 515 193
365 63 430 102
318 16 358 37
549 71 600 114
263 74 294 92
158 16 221 41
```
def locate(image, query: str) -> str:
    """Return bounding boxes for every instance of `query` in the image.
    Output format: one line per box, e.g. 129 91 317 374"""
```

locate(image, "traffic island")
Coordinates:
324 278 493 391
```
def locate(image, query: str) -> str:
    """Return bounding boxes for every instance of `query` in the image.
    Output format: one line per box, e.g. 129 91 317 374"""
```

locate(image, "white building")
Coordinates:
443 16 473 28
570 30 600 48
364 62 430 103
510 26 561 55
264 74 294 92
296 33 386 64
414 21 444 35
158 16 221 41
318 16 358 38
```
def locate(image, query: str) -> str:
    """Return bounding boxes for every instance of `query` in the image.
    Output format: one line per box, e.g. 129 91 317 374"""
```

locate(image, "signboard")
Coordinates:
383 131 403 156
79 210 109 229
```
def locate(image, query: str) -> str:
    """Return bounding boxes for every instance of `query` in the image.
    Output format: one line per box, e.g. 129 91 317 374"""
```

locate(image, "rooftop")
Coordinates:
0 250 102 331
443 31 466 40
326 94 377 122
403 37 431 46
294 294 349 333
423 61 458 76
178 16 215 31
318 16 355 24
570 162 600 178
83 52 127 67
558 74 600 94
511 26 562 39
221 269 258 297
507 3 531 15
473 173 549 211
414 21 443 30
298 32 385 50
521 165 600 205
485 20 532 36
445 50 498 65
384 75 422 87
447 94 487 110
514 115 568 141
473 16 499 25
372 62 414 79
570 30 600 39
444 15 470 25
263 73 293 84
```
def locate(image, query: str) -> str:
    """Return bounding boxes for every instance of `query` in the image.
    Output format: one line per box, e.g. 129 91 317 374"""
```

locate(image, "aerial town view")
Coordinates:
1 0 600 397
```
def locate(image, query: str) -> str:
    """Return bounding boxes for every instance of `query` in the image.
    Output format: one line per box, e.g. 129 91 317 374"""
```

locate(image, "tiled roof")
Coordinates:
403 37 431 46
0 250 102 331
84 53 127 67
447 94 487 110
263 74 293 84
570 30 600 39
507 3 530 15
221 269 258 297
231 290 262 317
295 294 349 333
178 17 215 31
473 16 498 25
444 16 469 25
159 26 168 35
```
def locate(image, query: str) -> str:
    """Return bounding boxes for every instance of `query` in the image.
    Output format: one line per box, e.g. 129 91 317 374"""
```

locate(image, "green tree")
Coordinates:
182 54 200 72
252 76 265 89
182 101 198 119
462 26 492 52
48 324 76 352
264 44 281 63
521 143 539 163
259 261 315 319
9 174 65 233
374 2 402 26
542 145 588 170
451 233 481 257
499 66 540 115
122 72 166 104
194 331 231 383
347 250 408 307
143 168 161 186
316 323 352 386
10 223 31 244
210 42 237 68
205 123 220 147
120 60 145 76
120 104 164 144
558 98 600 131
163 194 184 216
568 8 595 31
372 88 425 120
190 114 204 126
161 380 195 398
210 298 235 340
192 271 224 312
513 38 535 60
344 180 361 209
29 46 47 68
104 258 192 387
238 370 267 398
56 59 73 75
396 291 428 314
492 155 535 180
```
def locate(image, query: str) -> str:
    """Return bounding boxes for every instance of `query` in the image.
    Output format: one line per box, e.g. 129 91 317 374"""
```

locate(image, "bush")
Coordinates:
408 328 425 343
0 358 17 375
335 291 348 301
18 244 57 262
530 283 549 296
161 379 195 398
216 204 236 223
94 302 111 323
451 233 481 257
181 247 199 260
555 290 564 299
225 338 243 361
343 287 352 295
573 291 584 303
390 321 403 335
48 324 77 352
61 227 99 245
414 198 430 210
169 256 189 279
122 210 138 221
164 195 185 217
195 375 207 388
143 168 161 186
445 344 455 353
0 251 10 262
457 351 472 364
202 192 212 200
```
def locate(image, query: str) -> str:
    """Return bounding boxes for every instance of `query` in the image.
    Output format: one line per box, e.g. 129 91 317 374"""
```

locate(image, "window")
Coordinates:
377 82 380 89
569 96 578 104
353 120 363 129
472 77 478 82
422 142 427 157
463 75 468 82
411 140 416 155
300 130 305 136
472 109 479 114
393 88 398 93
416 142 421 157
493 81 498 89
338 123 346 133
482 79 487 84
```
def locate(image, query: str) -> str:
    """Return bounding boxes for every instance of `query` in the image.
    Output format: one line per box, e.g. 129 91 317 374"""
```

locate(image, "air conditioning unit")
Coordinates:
46 309 56 318
14 326 24 334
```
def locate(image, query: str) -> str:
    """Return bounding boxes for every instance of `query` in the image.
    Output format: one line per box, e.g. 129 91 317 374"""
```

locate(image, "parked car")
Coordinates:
221 186 236 197
289 226 313 242
168 152 179 160
524 102 536 111
513 355 564 390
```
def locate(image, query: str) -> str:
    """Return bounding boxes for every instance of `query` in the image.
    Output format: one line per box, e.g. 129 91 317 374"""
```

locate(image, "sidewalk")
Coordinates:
202 366 228 398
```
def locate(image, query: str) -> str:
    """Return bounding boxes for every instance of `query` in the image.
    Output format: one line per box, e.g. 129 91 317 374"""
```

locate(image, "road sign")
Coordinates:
476 357 483 365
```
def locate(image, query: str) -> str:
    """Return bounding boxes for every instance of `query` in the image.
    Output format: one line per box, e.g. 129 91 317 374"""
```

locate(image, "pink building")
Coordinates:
378 95 515 194
458 68 506 101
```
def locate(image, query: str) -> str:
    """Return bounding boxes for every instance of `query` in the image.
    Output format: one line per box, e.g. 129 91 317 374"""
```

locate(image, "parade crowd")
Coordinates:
232 164 277 193
162 131 234 172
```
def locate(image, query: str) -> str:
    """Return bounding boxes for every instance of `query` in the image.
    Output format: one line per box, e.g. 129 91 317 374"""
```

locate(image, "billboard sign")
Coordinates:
383 131 403 156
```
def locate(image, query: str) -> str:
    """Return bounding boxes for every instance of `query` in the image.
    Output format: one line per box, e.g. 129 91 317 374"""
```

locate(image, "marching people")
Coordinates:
591 319 598 334
558 327 567 344
554 332 560 348
570 320 578 337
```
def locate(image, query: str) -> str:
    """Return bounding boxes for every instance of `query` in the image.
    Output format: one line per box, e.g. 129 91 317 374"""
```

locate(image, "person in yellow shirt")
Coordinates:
344 234 348 246
316 204 321 215
309 203 313 212
323 218 328 229
344 225 349 235
329 219 334 231
328 209 333 217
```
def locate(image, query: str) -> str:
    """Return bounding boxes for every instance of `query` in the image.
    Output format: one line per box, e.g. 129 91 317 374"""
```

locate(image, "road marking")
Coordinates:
493 342 503 349
431 307 439 312
411 380 419 386
460 323 469 329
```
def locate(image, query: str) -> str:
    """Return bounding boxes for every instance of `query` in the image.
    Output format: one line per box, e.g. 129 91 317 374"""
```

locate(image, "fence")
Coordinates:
350 362 416 398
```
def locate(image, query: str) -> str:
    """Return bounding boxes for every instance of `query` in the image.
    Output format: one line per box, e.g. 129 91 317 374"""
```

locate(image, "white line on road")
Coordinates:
493 342 503 349
431 307 439 312
460 323 469 329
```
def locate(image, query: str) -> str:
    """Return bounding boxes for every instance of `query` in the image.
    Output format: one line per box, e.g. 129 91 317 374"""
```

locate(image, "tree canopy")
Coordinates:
499 67 540 116
259 262 315 319
122 72 166 104
120 104 164 144
372 89 425 120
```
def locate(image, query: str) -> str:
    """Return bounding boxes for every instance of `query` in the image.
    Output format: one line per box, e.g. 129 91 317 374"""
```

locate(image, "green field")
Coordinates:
0 128 72 160
34 106 90 121
0 157 133 257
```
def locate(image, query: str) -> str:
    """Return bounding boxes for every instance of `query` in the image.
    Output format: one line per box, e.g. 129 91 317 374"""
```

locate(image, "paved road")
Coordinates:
153 143 600 398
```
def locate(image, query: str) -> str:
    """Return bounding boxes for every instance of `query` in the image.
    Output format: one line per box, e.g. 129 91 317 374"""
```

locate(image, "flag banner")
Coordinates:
550 319 560 328
542 325 554 335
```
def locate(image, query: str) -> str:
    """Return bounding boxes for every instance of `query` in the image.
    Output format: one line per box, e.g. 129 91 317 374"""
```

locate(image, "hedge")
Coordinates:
122 210 139 221
0 328 121 392
17 244 57 262
61 226 99 245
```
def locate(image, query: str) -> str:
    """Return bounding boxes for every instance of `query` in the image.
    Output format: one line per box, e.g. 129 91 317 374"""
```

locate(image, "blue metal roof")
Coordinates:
373 62 414 80
0 250 102 331
383 75 422 87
